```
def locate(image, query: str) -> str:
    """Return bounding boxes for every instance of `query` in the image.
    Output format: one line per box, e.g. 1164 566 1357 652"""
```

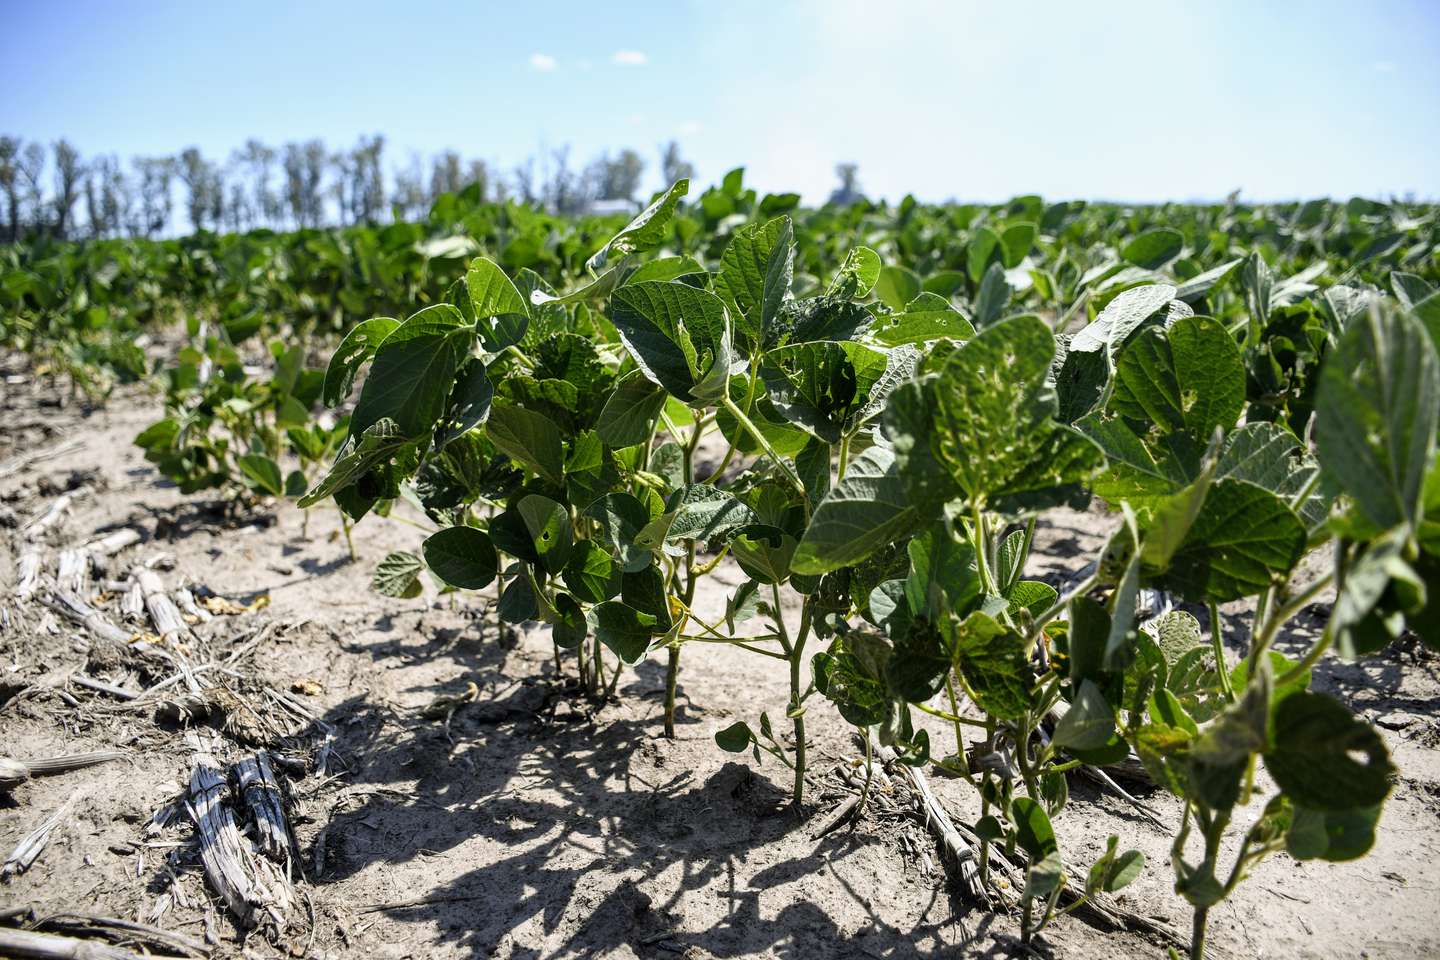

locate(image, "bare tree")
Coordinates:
51 139 84 239
236 139 280 227
134 156 175 236
659 141 694 185
429 150 464 203
828 163 864 207
283 140 326 228
590 149 644 202
391 152 428 221
87 154 131 237
18 142 47 234
177 147 225 232
512 157 537 206
0 137 21 241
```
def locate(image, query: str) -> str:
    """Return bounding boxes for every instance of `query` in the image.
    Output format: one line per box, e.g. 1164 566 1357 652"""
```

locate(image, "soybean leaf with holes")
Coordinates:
870 292 975 347
1265 692 1394 811
949 610 1034 720
299 419 415 507
761 340 889 443
323 317 399 407
665 485 757 543
1111 316 1246 439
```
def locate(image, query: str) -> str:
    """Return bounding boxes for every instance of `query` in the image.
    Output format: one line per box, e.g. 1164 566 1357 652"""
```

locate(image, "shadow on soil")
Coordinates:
301 609 992 959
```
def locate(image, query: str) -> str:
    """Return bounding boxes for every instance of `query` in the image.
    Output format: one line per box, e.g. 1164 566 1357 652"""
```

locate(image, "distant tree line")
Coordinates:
0 135 700 242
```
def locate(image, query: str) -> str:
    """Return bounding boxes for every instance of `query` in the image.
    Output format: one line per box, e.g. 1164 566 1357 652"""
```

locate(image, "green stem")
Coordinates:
1209 601 1235 702
1190 908 1208 960
835 434 851 483
338 509 356 562
663 645 680 738
970 504 999 597
722 395 805 496
1249 572 1335 667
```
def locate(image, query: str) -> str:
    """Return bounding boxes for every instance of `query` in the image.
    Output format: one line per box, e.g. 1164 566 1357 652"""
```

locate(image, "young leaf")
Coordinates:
715 216 794 354
372 551 424 598
610 280 733 405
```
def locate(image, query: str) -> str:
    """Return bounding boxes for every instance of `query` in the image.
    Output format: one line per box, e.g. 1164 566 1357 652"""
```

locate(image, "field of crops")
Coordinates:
2 176 1439 960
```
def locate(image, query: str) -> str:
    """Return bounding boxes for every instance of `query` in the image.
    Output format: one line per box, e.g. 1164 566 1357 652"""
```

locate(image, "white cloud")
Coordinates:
1372 60 1397 74
529 53 557 72
677 120 703 135
612 50 648 66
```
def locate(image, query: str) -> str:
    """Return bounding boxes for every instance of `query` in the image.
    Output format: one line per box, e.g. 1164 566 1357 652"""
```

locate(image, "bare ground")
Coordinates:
2 365 1439 960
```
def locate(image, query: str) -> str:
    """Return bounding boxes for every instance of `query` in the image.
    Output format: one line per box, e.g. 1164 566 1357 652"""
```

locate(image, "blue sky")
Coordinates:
3 0 1439 203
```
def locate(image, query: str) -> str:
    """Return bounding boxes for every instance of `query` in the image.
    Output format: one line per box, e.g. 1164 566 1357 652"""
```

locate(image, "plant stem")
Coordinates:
339 510 356 562
722 394 804 495
835 434 851 483
970 504 999 596
1190 908 1208 960
663 644 680 738
1209 600 1235 702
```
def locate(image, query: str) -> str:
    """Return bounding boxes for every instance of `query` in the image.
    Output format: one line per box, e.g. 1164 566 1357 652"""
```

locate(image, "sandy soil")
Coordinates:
2 360 1439 960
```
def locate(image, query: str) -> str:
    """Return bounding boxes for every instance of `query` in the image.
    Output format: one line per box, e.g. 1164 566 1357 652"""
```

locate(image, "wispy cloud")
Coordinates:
529 53 557 72
1372 60 1397 74
677 120 703 135
612 49 648 66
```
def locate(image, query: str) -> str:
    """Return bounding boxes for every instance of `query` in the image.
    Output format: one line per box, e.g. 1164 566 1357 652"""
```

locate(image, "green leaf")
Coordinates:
1315 307 1439 530
422 526 498 590
372 551 423 598
627 255 706 285
588 178 689 273
323 317 399 407
1000 222 1036 268
665 486 757 543
562 541 622 603
793 446 934 575
498 571 539 623
1052 679 1117 750
486 400 565 484
237 454 284 497
715 216 794 354
1122 228 1183 269
874 265 922 311
730 524 797 584
552 593 587 649
584 493 654 573
298 419 414 507
519 494 573 573
949 610 1033 720
1011 796 1058 862
596 371 667 448
1070 284 1179 358
715 720 754 753
1087 836 1145 894
351 304 474 438
1265 692 1394 812
589 601 658 664
761 340 889 443
1147 479 1306 602
870 292 975 347
1111 316 1245 439
1287 804 1382 862
610 280 732 405
966 226 999 284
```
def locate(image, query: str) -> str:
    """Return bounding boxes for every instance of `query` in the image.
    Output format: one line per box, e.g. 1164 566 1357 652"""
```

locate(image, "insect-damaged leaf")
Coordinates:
1111 316 1246 440
1265 692 1395 812
948 610 1034 720
761 340 889 443
323 317 399 407
298 418 414 507
372 551 424 598
911 314 1102 511
665 485 757 543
